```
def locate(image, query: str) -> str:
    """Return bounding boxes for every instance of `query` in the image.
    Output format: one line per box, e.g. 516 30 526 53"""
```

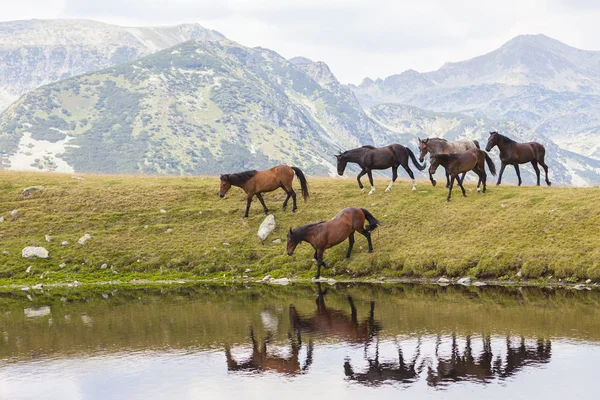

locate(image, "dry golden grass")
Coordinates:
1 170 599 283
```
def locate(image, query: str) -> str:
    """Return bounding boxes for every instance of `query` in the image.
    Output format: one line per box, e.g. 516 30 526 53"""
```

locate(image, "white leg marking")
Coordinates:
477 187 481 193
412 179 417 191
368 186 376 195
385 180 394 192
361 188 365 193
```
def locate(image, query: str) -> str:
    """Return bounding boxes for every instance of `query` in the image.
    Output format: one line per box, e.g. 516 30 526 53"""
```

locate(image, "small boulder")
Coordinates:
78 234 92 245
259 275 271 282
437 277 450 285
71 176 85 180
272 238 282 244
22 246 49 259
516 270 522 278
10 209 18 217
164 228 172 233
31 283 43 290
59 263 66 268
473 281 487 287
100 263 108 269
61 241 69 246
26 266 32 274
0 216 4 223
24 306 51 318
257 214 276 241
45 235 51 243
23 186 44 196
457 277 472 286
159 209 167 213
244 268 251 273
269 277 290 285
586 279 592 284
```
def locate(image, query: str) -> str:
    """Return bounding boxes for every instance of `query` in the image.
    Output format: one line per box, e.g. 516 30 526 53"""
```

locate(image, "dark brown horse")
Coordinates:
286 208 380 279
335 144 426 194
220 164 309 217
418 138 480 188
429 148 497 202
485 131 551 186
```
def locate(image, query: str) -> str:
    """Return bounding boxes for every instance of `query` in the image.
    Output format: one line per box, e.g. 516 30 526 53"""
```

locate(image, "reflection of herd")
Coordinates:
225 284 552 388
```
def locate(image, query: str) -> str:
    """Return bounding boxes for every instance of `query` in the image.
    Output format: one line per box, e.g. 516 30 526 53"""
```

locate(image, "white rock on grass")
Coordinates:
59 263 66 268
45 235 51 243
259 275 271 282
100 264 108 269
10 209 18 217
26 266 32 274
272 238 282 244
23 186 44 196
159 209 167 213
78 234 92 245
269 277 290 285
22 246 49 259
457 277 472 285
257 214 276 241
0 216 4 223
61 241 69 246
473 281 487 287
437 277 450 284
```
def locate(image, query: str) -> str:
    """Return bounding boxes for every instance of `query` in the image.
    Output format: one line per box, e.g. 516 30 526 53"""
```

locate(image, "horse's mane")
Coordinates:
225 170 257 185
497 133 516 144
361 145 376 149
292 221 325 241
427 138 448 143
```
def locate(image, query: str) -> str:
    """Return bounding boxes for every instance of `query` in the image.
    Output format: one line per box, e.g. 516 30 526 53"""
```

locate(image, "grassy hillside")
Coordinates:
1 170 599 285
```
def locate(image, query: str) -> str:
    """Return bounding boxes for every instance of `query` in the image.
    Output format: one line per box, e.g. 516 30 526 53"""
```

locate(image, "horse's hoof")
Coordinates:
368 250 373 254
446 199 451 202
547 182 552 186
462 194 467 198
431 180 437 187
412 187 417 191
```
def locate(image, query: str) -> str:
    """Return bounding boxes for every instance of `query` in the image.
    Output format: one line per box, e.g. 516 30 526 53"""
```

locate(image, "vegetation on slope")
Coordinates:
1 170 599 285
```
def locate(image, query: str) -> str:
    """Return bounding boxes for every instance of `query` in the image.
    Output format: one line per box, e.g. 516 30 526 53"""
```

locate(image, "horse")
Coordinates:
286 207 380 279
429 148 497 202
418 137 480 188
219 164 309 217
485 131 551 186
335 144 426 195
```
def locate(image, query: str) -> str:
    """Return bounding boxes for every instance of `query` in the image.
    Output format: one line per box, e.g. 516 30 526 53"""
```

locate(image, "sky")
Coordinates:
1 0 600 84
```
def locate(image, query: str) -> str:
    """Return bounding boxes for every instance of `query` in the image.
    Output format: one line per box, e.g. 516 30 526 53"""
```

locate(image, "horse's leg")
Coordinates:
402 164 417 191
367 170 375 195
445 169 451 188
281 186 292 211
244 195 253 217
531 161 541 186
514 164 522 186
497 162 506 186
315 248 325 279
385 166 398 192
482 169 487 193
290 189 298 212
345 232 355 259
360 230 373 253
347 295 358 324
459 172 466 185
357 169 367 192
474 168 483 193
457 174 467 198
256 193 269 215
539 160 551 186
447 175 455 202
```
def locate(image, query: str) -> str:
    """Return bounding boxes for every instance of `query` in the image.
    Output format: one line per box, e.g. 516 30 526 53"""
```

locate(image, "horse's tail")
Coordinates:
484 152 497 176
407 148 426 171
291 167 309 201
360 208 381 232
473 140 481 149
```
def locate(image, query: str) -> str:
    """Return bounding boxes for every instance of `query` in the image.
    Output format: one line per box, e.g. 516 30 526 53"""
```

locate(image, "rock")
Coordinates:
1 250 8 255
45 235 51 243
21 287 30 291
586 279 592 284
574 284 586 290
24 306 51 318
312 277 329 283
0 216 4 223
78 233 92 245
272 238 282 244
327 278 337 285
23 186 44 196
31 283 43 290
102 294 109 299
100 263 108 269
71 176 85 180
500 203 506 208
159 209 167 213
457 277 472 285
61 241 69 246
10 209 18 217
26 266 32 274
437 277 450 284
164 228 172 233
244 268 251 273
259 275 271 282
257 214 276 241
473 281 487 287
144 225 148 229
516 270 522 278
59 263 66 268
222 242 230 246
22 246 49 259
269 277 290 285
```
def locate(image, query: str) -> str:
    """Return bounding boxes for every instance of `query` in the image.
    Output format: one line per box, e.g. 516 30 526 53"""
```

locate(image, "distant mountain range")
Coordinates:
0 22 599 186
0 19 224 111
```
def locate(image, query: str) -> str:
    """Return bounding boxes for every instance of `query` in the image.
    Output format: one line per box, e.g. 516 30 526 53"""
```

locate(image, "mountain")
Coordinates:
0 39 396 175
0 19 224 111
352 34 600 161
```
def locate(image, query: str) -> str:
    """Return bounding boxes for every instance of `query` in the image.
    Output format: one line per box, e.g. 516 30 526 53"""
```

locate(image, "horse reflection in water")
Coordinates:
343 339 423 386
289 283 380 347
224 327 313 376
426 334 552 387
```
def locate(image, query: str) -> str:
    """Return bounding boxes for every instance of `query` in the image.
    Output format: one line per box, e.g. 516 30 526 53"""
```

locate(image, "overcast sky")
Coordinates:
2 0 600 83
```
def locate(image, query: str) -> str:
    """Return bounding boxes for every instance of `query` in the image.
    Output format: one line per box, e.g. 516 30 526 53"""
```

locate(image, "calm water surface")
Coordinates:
1 283 599 399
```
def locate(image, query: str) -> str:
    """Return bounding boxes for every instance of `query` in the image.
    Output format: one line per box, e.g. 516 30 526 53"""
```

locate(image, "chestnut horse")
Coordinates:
335 144 426 194
485 131 551 186
220 164 309 217
286 207 380 279
429 148 497 202
418 138 480 188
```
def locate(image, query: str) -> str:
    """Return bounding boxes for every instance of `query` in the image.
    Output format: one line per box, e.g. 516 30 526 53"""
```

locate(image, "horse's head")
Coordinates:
286 228 299 256
335 153 348 176
219 175 232 198
418 138 430 163
485 131 499 152
428 155 440 186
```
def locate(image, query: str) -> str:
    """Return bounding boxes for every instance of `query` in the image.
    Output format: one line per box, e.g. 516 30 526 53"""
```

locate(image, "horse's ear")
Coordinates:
418 137 421 143
424 138 429 143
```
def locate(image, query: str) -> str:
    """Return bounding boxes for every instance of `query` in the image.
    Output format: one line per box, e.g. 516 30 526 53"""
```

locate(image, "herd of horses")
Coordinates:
219 132 551 278
223 284 552 386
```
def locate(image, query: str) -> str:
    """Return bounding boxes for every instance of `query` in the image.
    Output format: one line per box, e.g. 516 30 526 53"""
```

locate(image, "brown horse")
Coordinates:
429 148 497 202
220 164 309 217
286 208 380 279
335 144 426 194
418 138 480 188
485 131 551 186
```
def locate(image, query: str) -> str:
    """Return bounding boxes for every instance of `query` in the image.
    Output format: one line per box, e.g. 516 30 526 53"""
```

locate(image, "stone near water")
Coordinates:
61 241 69 246
457 277 472 285
516 270 522 278
259 275 271 282
244 268 251 273
22 246 49 259
24 306 51 318
269 277 290 285
78 234 92 245
23 186 44 196
257 214 276 241
586 279 592 284
473 281 487 287
45 235 51 243
574 284 586 290
100 263 108 269
32 283 43 290
437 277 450 284
272 238 282 244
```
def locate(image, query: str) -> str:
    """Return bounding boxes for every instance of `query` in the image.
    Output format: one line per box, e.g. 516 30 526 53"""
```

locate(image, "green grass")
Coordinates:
1 170 600 284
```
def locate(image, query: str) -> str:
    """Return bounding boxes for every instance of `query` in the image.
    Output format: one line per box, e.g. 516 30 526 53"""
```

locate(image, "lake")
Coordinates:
0 282 599 399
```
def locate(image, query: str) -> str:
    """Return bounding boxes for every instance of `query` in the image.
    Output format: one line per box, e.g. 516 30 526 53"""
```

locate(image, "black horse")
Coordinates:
336 144 426 194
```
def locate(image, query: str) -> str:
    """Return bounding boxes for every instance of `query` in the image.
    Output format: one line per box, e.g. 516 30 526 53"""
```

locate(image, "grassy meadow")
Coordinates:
1 170 600 285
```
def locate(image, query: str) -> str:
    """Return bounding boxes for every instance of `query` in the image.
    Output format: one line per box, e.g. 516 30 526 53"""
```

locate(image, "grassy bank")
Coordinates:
1 170 600 284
